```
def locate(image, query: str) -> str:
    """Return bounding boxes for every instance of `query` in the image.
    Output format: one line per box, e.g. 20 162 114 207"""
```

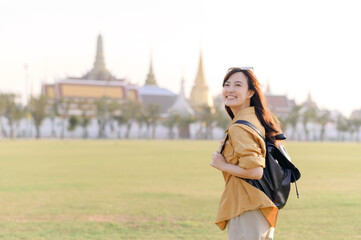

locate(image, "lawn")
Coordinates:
0 140 360 239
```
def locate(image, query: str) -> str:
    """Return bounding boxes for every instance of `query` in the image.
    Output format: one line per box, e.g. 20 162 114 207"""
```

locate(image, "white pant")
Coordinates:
228 209 275 240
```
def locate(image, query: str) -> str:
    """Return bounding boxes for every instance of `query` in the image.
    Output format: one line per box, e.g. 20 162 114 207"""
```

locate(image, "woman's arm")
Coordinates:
210 151 263 180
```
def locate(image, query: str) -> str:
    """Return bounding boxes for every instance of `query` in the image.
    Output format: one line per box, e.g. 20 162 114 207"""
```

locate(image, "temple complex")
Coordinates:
42 34 139 115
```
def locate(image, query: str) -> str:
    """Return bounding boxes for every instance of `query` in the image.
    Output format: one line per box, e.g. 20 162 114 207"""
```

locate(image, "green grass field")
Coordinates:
0 140 360 240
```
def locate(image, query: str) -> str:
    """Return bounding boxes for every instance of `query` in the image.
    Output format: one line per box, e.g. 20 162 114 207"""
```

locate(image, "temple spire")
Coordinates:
169 77 194 116
84 34 115 80
265 81 271 95
190 48 213 108
145 50 157 86
93 34 106 71
194 50 206 86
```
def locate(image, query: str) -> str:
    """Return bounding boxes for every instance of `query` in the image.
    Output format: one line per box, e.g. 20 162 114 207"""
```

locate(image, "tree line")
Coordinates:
0 92 360 141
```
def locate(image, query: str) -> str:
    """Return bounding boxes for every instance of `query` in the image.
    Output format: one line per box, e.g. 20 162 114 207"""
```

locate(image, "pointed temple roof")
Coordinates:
169 78 194 116
194 51 207 86
265 81 272 95
190 49 213 108
82 34 117 81
139 51 176 115
144 52 157 86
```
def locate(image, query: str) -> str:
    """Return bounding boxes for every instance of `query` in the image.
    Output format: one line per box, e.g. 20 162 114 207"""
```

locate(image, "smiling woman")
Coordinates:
210 67 282 240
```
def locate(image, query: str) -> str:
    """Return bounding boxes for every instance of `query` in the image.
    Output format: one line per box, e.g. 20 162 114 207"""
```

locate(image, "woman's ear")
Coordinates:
248 90 255 99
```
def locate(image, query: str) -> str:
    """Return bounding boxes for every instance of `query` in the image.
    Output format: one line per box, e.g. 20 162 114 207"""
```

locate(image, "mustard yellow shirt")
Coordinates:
215 107 278 230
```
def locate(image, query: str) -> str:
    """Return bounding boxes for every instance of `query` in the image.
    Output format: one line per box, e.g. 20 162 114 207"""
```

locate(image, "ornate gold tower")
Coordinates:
144 52 157 86
83 34 116 80
190 50 213 108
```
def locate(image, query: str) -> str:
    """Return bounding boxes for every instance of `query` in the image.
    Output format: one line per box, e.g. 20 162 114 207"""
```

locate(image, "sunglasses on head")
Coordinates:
227 67 254 71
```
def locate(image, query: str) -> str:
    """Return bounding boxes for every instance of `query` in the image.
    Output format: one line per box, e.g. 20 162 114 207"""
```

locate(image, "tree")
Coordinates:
67 115 79 137
162 110 179 139
58 98 72 139
336 114 348 141
316 110 331 141
176 114 196 139
107 100 120 139
0 93 21 138
287 105 302 140
214 107 230 130
12 103 26 138
28 94 48 139
49 99 61 138
301 106 317 141
120 100 143 139
350 118 361 142
144 104 161 139
95 96 109 138
195 105 216 139
135 107 148 139
78 99 93 138
0 94 8 138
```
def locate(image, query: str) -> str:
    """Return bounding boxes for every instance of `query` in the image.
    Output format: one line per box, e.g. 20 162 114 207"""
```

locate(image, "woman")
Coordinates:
210 67 282 240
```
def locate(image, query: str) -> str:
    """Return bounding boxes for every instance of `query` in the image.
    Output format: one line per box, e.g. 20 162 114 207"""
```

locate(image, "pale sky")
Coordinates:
1 0 361 116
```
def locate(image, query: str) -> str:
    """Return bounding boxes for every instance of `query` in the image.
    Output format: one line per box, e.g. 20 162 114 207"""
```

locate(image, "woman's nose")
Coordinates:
225 87 235 92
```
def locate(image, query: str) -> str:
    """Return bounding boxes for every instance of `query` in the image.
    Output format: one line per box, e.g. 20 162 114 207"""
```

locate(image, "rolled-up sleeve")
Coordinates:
228 125 266 169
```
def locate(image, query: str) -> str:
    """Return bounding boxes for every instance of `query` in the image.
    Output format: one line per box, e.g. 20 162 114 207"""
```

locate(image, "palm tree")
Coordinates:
28 94 48 139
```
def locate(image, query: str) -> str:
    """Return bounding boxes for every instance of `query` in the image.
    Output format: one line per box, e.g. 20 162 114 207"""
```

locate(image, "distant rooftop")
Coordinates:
139 85 177 96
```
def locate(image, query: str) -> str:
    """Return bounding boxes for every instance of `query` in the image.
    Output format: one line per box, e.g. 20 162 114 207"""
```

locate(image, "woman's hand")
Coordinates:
210 150 227 171
218 139 225 152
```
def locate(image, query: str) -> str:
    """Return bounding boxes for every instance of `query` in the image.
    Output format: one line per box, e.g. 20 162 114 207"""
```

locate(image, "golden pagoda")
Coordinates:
190 50 213 108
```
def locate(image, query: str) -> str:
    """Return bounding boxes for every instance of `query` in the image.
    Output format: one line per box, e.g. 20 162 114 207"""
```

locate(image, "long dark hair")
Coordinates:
223 67 281 144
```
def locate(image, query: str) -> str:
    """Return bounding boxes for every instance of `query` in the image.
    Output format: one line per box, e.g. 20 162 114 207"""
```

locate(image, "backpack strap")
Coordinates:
234 120 265 141
220 120 263 155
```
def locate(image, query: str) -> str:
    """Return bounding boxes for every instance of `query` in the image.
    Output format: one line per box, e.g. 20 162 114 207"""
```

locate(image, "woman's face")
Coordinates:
223 72 254 115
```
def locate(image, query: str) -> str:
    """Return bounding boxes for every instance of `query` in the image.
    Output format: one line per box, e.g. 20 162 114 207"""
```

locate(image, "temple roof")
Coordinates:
139 85 177 114
169 78 194 116
144 51 157 86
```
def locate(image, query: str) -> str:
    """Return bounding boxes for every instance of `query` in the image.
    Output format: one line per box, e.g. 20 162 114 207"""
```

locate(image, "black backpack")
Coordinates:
221 120 301 209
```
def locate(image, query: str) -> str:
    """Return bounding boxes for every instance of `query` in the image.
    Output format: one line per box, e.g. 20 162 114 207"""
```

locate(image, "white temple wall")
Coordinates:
0 117 360 141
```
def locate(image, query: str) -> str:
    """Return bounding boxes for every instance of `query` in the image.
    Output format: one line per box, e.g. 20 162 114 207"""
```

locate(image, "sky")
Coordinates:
0 0 361 116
